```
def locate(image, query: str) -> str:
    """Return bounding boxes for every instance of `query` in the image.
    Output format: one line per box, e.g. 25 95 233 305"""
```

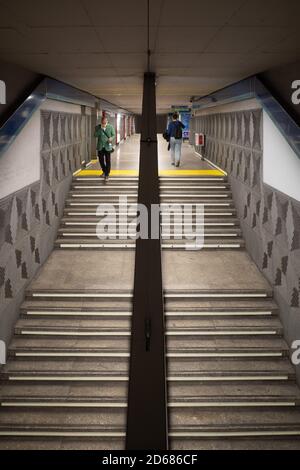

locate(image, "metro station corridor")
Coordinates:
0 0 300 453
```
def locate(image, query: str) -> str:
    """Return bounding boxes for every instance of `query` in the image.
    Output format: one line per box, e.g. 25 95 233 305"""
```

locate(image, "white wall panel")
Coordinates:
263 110 300 201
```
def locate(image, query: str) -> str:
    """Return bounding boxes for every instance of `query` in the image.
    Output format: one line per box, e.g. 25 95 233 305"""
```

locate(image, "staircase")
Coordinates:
0 175 138 450
162 175 300 450
1 173 300 450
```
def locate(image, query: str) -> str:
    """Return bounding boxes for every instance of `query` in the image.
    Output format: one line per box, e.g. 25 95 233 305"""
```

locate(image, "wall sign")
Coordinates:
195 132 205 146
0 80 6 104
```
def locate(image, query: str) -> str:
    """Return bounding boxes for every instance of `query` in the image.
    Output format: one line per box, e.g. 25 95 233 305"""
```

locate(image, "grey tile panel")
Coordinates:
191 109 300 381
0 110 91 346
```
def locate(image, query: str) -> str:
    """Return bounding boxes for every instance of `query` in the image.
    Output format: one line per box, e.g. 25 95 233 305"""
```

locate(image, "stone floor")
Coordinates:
90 133 212 172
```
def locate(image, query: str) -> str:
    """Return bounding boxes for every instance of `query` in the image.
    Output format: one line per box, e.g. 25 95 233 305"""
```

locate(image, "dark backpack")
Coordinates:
174 121 182 139
163 131 170 142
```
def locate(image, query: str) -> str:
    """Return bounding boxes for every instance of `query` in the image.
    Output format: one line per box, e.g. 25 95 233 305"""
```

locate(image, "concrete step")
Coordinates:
57 228 243 238
13 325 283 339
0 423 125 445
17 313 279 329
171 438 300 450
0 370 130 384
1 370 295 385
61 215 240 225
2 356 130 372
25 290 133 302
166 337 287 350
169 424 300 444
160 189 233 196
71 184 139 190
54 239 136 249
3 355 292 373
164 289 273 300
165 326 283 337
8 347 131 360
69 188 232 195
164 299 278 312
158 177 227 181
166 346 289 360
0 439 124 450
65 196 234 205
0 395 299 410
0 381 128 398
0 407 126 426
165 316 281 329
168 380 299 398
54 238 245 250
169 409 300 429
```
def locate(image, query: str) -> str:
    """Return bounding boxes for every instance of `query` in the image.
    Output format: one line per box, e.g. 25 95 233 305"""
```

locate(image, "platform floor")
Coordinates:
29 249 269 295
77 134 223 177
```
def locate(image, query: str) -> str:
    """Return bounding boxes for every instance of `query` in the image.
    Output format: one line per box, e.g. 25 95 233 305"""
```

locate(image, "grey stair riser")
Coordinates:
3 359 130 372
0 409 127 426
167 356 294 369
54 244 245 251
16 317 279 329
70 188 234 194
0 383 128 398
0 440 125 450
167 382 299 397
56 233 242 240
169 409 300 427
10 339 131 349
24 291 270 301
1 373 295 385
170 438 300 450
25 292 133 301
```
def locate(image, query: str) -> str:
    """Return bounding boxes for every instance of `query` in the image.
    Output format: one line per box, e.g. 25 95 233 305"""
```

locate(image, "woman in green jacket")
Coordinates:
94 116 115 181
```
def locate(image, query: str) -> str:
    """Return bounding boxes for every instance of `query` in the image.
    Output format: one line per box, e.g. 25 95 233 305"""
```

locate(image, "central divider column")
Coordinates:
126 73 168 449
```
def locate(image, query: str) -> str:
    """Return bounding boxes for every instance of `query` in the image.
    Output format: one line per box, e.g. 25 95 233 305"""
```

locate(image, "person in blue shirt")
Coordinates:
167 113 185 167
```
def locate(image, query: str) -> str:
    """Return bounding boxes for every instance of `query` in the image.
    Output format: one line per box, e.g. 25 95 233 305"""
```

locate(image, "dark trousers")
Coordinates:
98 148 111 176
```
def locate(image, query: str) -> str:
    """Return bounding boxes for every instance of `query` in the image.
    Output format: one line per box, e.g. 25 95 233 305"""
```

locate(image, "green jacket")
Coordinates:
94 123 115 151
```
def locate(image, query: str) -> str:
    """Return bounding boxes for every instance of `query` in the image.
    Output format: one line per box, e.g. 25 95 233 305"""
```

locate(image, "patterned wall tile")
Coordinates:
192 107 300 348
0 109 91 343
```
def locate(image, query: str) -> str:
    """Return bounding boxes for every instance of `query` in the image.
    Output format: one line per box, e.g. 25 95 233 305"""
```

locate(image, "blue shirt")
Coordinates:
167 120 185 139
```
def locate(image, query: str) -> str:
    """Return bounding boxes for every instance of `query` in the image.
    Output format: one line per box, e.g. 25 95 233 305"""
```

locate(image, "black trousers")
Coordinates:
98 148 111 176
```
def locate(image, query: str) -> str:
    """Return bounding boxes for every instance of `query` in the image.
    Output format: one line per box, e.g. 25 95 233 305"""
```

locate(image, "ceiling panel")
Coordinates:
108 53 148 69
263 32 300 53
159 0 244 26
0 0 299 113
155 27 218 53
228 0 300 27
0 0 90 26
29 27 101 53
153 53 204 68
204 26 294 54
82 0 164 26
0 9 15 27
0 52 113 70
96 26 153 53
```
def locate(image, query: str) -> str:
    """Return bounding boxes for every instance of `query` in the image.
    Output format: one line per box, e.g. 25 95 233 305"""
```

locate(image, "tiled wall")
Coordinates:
191 109 300 367
0 109 91 346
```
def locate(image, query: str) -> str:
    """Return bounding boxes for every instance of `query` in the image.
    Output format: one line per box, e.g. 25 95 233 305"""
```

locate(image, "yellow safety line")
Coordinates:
75 169 225 177
77 169 139 176
159 169 225 176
